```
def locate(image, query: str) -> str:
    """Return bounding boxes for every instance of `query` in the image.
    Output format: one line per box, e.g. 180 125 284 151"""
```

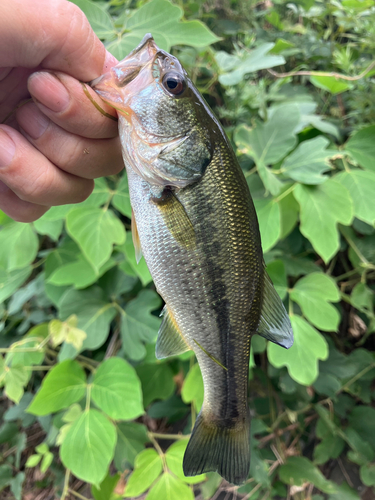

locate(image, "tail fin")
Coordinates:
183 411 250 485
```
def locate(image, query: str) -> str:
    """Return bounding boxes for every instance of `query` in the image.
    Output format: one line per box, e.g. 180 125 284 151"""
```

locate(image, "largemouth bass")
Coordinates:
92 34 293 485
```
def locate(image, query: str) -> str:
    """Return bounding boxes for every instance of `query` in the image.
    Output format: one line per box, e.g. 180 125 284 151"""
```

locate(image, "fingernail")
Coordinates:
28 71 70 113
0 130 16 167
103 50 118 72
17 103 50 140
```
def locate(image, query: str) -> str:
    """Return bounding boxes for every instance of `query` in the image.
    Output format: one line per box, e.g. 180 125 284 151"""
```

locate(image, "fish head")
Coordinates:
92 34 213 187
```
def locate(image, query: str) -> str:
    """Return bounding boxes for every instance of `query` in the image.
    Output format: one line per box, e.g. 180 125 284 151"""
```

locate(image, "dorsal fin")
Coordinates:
257 271 293 349
155 306 191 359
131 209 142 264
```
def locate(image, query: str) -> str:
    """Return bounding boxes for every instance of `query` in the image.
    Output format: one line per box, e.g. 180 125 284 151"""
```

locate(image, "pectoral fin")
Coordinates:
155 305 191 359
257 271 294 349
131 209 142 264
152 190 196 249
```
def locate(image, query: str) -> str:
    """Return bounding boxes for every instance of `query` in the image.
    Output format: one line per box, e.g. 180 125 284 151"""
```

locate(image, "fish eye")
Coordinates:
162 71 186 96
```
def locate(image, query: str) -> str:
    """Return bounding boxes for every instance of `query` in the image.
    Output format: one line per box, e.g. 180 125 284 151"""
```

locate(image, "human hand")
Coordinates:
0 0 123 222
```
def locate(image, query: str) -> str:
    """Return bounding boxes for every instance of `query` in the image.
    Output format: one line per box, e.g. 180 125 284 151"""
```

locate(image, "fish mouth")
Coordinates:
90 33 159 107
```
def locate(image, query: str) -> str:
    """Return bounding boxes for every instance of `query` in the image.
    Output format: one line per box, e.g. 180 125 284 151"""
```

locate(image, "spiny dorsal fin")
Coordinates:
131 209 142 264
257 271 293 349
155 306 191 359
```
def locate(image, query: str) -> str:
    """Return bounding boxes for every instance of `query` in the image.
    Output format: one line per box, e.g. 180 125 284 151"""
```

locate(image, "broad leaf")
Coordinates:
254 198 281 252
294 179 353 262
120 289 161 361
0 223 38 271
279 456 337 493
118 236 153 286
234 104 300 194
345 125 375 172
146 472 194 500
58 288 117 354
60 409 116 485
336 169 375 225
33 218 64 241
91 358 144 420
66 207 125 272
107 0 220 59
281 136 336 184
0 262 29 303
114 422 149 469
310 75 350 94
181 363 204 412
218 43 285 86
112 174 132 218
136 363 176 407
124 448 163 497
166 440 206 484
266 260 288 300
27 360 86 415
290 273 341 331
268 315 329 385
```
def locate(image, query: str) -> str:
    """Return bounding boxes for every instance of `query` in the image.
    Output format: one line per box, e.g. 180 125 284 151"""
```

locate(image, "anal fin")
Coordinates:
131 209 142 264
257 271 294 349
156 305 191 359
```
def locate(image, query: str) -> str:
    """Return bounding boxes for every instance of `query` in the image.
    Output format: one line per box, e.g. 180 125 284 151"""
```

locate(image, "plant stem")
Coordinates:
61 469 71 500
68 489 91 500
148 432 168 472
149 432 189 440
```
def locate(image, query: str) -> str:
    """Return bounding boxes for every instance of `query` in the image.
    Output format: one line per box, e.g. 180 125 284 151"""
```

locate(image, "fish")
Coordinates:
92 34 293 485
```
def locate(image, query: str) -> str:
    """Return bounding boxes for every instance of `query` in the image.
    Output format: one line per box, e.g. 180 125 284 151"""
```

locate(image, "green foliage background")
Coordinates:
1 0 375 498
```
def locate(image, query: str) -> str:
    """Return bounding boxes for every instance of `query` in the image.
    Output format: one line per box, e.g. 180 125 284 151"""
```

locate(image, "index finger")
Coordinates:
0 0 116 81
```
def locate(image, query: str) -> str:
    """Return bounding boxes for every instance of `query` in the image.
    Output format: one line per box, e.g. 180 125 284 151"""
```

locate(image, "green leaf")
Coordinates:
136 363 176 407
0 464 13 490
107 0 220 59
294 179 354 262
92 473 121 500
313 434 345 465
360 462 375 486
0 223 38 271
266 260 288 300
10 472 24 500
58 288 117 354
328 482 360 500
120 289 161 361
124 448 163 497
66 207 125 272
279 187 299 239
91 357 144 420
310 75 350 94
279 456 337 493
181 363 204 412
114 422 149 469
118 235 153 286
33 218 63 241
336 170 375 224
254 198 280 252
70 0 115 39
112 174 132 218
281 137 336 184
166 440 206 484
25 454 41 468
290 273 340 331
40 452 54 473
0 266 32 304
48 255 116 289
4 366 30 404
234 104 300 195
27 360 86 415
146 472 194 500
268 315 328 385
349 406 375 451
351 282 373 315
60 409 116 485
218 43 285 86
345 125 375 172
7 323 48 367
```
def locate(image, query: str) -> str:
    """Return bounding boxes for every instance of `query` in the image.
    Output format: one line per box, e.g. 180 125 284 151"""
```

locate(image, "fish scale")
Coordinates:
92 33 293 485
